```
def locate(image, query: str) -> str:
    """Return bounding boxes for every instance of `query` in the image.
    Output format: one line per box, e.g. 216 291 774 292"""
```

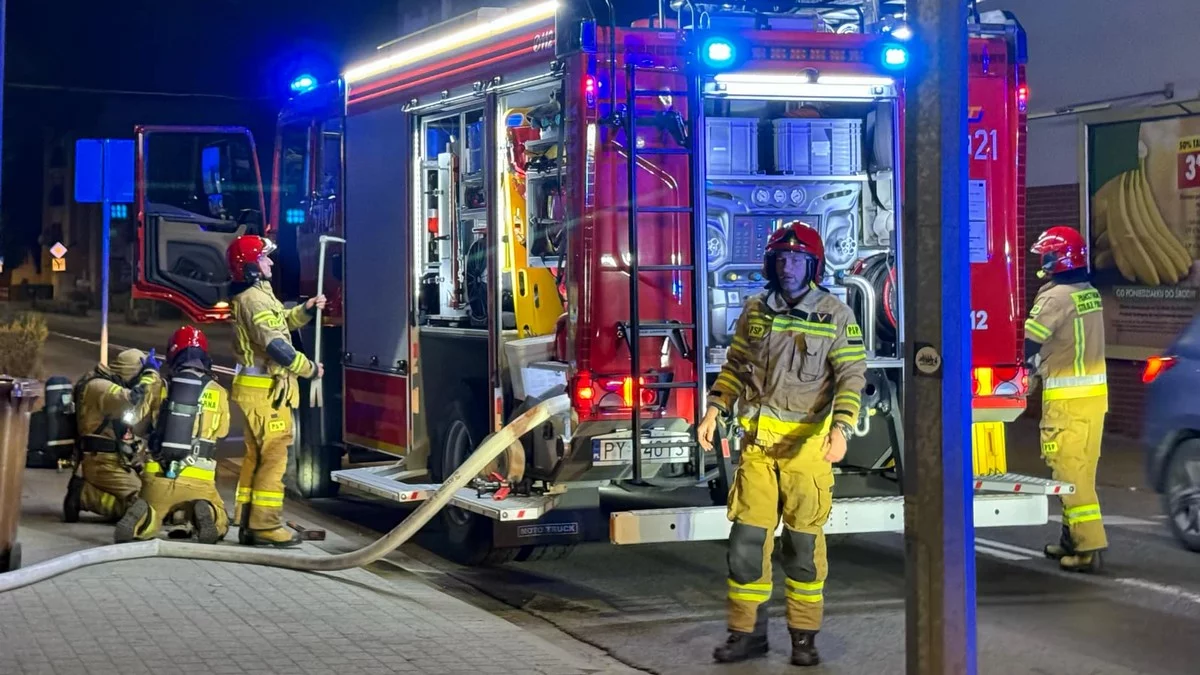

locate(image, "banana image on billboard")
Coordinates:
1091 164 1191 286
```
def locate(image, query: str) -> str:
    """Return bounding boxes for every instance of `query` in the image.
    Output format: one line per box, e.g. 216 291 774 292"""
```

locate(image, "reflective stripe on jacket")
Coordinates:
1024 281 1108 405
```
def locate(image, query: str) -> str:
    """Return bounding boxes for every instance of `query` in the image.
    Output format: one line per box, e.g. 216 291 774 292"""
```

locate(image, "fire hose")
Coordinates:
0 394 570 594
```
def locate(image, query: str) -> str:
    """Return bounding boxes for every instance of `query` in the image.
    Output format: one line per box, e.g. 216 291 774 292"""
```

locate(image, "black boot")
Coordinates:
1060 549 1103 574
713 605 769 663
1043 524 1074 560
790 629 821 667
114 499 150 544
236 508 253 545
193 501 223 545
62 476 83 523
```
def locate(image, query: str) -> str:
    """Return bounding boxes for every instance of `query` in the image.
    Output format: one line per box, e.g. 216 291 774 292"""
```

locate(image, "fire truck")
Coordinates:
132 1 1065 564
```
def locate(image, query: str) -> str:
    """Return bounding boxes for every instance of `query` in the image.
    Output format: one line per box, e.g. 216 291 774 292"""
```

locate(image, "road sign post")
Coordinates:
75 139 134 366
902 0 975 673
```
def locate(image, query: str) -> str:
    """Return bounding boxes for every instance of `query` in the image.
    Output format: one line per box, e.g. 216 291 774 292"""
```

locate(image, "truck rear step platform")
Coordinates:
609 493 1050 545
331 465 557 521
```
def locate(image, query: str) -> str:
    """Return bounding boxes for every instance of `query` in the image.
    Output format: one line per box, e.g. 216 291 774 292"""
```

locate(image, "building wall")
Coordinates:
1002 0 1200 436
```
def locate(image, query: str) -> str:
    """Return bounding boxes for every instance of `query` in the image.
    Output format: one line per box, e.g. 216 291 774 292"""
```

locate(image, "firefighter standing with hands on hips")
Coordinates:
115 326 231 545
698 221 867 667
63 349 163 524
1024 226 1108 573
226 235 324 547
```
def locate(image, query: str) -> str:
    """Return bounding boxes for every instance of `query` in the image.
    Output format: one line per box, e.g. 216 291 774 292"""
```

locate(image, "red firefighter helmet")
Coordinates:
1031 226 1087 274
167 325 209 362
763 220 826 287
226 235 276 283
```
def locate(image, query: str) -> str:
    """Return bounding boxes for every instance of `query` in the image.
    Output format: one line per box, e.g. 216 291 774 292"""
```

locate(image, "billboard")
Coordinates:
1084 103 1200 358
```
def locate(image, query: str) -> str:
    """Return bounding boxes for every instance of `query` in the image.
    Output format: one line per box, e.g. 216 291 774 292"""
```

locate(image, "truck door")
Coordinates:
133 126 267 322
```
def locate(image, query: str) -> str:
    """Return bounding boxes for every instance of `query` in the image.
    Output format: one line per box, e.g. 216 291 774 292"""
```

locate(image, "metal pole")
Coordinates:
100 146 111 367
901 0 975 674
0 0 6 221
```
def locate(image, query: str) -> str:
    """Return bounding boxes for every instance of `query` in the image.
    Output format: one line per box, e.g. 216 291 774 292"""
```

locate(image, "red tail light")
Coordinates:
571 370 665 417
620 376 657 407
1017 83 1029 112
1142 356 1177 384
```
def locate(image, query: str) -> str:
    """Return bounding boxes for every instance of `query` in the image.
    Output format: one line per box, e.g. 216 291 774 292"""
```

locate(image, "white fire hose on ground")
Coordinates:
0 395 570 594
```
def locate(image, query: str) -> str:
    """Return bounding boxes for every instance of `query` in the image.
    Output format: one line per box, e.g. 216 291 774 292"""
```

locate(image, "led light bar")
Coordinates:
344 0 559 84
816 75 895 86
709 72 895 100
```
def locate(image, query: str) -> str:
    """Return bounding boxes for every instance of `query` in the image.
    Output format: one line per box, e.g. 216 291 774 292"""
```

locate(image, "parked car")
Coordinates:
1141 313 1200 552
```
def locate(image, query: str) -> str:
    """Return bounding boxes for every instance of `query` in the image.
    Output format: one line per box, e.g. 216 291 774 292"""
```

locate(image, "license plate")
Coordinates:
592 438 691 466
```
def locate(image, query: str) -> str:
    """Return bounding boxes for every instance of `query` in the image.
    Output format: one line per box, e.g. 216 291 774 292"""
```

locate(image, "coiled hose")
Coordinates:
0 394 571 594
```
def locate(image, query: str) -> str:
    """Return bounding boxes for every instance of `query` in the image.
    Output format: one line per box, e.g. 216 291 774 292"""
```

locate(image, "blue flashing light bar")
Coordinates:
285 209 306 225
881 44 909 70
700 36 737 69
290 74 318 94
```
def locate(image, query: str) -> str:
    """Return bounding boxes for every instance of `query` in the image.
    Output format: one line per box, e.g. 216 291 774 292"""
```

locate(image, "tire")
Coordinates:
287 399 341 500
1163 439 1200 553
431 403 516 567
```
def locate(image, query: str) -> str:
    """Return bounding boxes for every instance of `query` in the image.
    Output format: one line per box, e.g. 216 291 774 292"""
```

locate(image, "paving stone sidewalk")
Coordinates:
1 469 638 675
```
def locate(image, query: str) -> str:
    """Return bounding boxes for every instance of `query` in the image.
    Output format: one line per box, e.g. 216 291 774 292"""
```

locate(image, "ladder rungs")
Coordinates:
642 381 698 390
636 264 694 272
633 89 690 97
635 206 693 214
635 322 696 332
633 147 690 156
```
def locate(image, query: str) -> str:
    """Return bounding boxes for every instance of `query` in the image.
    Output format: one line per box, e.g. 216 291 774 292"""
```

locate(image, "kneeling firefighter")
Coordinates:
63 349 162 523
226 235 325 548
1025 226 1108 573
697 221 867 667
115 326 231 544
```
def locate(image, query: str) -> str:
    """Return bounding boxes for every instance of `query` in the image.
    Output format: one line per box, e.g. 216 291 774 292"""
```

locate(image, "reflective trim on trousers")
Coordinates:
727 579 772 604
785 578 824 604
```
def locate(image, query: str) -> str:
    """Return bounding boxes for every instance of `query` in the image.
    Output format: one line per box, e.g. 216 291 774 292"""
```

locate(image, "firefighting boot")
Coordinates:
114 499 151 544
1043 524 1074 560
713 606 769 663
236 508 253 545
789 630 820 667
1059 550 1103 574
193 501 223 545
245 527 303 548
62 476 83 523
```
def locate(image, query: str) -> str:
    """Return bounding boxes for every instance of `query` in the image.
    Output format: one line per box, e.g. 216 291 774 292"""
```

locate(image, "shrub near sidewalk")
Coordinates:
0 312 48 379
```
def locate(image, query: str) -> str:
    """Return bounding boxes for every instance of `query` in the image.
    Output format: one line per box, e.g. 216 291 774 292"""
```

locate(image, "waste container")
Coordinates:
0 377 44 572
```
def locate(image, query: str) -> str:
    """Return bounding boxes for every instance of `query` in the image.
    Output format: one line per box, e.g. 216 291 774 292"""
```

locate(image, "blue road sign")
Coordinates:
74 139 135 205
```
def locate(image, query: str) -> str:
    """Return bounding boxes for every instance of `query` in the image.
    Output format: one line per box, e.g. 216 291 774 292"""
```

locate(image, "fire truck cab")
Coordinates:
132 1 1067 565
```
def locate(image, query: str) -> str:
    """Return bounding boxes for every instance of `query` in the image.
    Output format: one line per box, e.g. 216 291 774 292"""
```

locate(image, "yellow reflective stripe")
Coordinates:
287 352 310 375
107 383 123 395
178 466 216 481
834 392 861 406
251 490 285 508
1043 383 1108 401
145 461 163 474
729 336 751 355
714 371 743 394
233 374 273 389
1024 319 1052 341
831 347 867 365
1045 374 1106 389
1064 503 1102 525
98 492 116 509
727 579 772 602
784 578 824 603
1072 317 1086 377
235 486 252 504
772 320 837 339
251 310 285 330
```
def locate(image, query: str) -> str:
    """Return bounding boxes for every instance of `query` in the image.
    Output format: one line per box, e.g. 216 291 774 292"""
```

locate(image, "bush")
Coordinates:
0 312 48 379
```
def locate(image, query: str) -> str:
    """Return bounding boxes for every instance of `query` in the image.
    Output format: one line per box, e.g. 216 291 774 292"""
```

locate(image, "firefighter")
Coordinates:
697 221 867 667
62 349 162 523
226 235 325 547
115 326 231 544
1024 225 1108 573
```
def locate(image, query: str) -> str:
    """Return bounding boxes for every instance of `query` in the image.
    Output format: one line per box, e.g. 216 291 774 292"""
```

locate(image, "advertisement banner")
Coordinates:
1085 108 1200 357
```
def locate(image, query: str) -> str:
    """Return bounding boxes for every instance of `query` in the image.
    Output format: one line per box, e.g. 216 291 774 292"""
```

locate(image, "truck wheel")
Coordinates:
514 543 576 562
432 403 517 567
1164 439 1200 553
287 401 341 500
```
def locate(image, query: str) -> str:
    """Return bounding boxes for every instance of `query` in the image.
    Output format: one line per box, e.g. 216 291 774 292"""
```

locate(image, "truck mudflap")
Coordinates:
331 464 558 521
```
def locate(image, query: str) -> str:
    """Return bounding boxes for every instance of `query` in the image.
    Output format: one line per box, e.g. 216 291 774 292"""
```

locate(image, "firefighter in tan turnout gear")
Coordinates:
1025 225 1108 573
62 349 163 523
115 326 232 544
698 221 868 667
226 235 325 547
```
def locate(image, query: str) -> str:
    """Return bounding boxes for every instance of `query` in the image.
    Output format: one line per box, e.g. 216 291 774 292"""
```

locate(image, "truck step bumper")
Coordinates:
330 464 557 521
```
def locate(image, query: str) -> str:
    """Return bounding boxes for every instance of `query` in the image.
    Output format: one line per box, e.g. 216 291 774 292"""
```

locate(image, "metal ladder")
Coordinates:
621 63 707 483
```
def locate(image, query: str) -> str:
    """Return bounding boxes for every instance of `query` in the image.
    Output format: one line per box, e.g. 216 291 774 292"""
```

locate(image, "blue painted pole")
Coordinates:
100 145 111 366
901 0 975 673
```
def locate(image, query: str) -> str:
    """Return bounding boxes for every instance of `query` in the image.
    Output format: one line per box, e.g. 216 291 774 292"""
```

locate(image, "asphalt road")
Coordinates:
38 319 1200 675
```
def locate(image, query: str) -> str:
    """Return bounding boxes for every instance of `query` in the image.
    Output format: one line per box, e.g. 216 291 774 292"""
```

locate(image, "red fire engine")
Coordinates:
132 1 1066 564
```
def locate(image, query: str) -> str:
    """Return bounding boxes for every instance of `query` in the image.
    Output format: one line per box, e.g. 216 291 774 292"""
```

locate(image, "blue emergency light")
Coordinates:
700 36 737 69
881 44 909 70
290 74 318 94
